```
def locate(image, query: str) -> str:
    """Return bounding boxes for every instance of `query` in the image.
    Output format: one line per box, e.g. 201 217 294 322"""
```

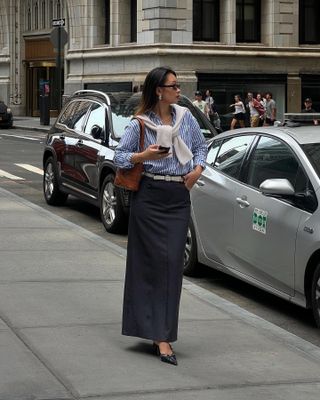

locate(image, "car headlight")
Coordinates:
7 108 12 113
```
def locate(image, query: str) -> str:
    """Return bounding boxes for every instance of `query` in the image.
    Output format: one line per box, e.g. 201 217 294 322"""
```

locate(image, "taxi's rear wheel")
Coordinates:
43 157 68 205
100 174 127 233
311 264 320 328
183 219 198 276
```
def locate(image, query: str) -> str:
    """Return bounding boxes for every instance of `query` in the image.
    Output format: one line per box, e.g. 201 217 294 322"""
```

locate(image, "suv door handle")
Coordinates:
196 179 205 187
76 140 84 147
236 196 250 208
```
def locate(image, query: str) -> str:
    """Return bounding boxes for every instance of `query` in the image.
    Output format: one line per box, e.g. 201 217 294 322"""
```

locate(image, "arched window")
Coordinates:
193 0 220 42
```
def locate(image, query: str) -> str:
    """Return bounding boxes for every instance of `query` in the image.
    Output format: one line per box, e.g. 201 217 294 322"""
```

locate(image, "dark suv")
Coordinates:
43 90 217 233
0 100 13 128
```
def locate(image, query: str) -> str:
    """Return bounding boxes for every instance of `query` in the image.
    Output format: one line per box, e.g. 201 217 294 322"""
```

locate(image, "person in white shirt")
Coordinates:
229 94 246 129
193 91 209 119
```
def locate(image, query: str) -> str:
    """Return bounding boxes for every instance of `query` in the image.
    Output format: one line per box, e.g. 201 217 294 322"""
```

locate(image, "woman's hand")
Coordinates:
183 166 203 191
131 145 170 163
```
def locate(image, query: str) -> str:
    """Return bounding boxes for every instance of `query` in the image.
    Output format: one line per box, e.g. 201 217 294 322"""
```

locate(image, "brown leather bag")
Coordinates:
114 118 145 191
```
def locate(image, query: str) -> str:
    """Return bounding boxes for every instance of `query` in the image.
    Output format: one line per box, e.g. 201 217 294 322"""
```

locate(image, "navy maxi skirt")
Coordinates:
122 176 191 342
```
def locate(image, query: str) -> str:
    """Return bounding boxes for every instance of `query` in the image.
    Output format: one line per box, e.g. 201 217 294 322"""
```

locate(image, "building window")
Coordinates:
35 2 39 30
236 0 261 43
130 0 137 42
27 7 31 31
193 0 220 42
57 0 61 18
105 0 110 44
49 0 53 22
299 0 320 44
41 1 46 29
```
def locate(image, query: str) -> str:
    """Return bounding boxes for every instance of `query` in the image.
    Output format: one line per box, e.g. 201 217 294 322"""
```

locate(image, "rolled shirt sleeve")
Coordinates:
113 119 141 169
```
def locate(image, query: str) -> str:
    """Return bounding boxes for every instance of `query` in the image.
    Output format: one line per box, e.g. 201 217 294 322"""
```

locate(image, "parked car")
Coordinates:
42 90 217 233
184 114 320 326
0 100 13 128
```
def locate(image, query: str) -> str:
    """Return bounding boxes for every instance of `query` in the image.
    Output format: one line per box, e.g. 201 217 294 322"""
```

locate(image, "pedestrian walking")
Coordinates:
264 92 277 126
113 66 207 366
193 90 209 118
246 92 263 127
229 94 246 129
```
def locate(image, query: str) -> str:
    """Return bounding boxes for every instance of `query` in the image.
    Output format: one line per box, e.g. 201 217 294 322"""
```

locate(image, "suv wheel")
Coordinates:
100 174 127 233
311 263 320 328
183 219 198 276
43 157 68 205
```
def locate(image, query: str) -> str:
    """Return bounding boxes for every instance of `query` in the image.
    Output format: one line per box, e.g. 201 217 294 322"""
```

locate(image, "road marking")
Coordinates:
0 133 39 141
15 164 43 175
0 169 25 180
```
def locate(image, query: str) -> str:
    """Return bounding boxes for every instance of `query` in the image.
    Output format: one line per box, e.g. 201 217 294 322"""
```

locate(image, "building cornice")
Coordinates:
66 43 320 61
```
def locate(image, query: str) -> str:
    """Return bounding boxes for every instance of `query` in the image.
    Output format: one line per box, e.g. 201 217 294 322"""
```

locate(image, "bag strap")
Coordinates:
133 117 145 152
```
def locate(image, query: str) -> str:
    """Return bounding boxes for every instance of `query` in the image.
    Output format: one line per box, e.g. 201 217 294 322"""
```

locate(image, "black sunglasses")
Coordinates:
159 83 181 90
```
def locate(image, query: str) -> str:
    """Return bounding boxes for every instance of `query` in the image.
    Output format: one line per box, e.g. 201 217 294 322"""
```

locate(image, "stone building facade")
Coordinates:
0 0 319 120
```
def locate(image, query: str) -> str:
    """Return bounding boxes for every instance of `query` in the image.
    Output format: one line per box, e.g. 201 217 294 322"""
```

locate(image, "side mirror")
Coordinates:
91 125 103 140
259 178 295 196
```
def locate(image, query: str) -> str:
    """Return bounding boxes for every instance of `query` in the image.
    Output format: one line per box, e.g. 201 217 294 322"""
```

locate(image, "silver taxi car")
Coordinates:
184 114 320 327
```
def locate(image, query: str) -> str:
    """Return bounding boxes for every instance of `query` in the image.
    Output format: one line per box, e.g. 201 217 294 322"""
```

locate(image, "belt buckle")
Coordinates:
164 175 171 182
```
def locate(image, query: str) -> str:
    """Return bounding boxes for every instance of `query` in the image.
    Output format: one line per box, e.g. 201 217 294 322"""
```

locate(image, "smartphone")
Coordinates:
158 145 170 153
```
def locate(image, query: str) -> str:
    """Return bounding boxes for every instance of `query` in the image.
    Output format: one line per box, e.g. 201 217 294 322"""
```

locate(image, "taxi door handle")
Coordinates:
236 197 250 208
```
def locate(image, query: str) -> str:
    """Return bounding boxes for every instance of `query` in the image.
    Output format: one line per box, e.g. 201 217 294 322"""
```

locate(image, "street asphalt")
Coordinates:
1 117 320 399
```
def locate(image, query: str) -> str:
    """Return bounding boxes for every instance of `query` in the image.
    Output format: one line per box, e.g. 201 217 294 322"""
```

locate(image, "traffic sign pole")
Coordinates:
57 26 61 112
51 19 66 113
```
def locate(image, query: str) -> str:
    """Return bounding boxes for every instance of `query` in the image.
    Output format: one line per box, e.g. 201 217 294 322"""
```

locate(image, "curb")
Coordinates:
13 124 51 133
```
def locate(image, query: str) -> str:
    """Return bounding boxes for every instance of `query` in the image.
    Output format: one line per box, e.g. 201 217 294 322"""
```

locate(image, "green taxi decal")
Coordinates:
252 208 268 234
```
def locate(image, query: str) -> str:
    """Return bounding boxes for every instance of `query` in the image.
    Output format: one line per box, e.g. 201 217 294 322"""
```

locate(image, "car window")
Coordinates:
207 140 222 166
58 100 91 131
214 135 255 179
246 136 301 189
84 103 105 136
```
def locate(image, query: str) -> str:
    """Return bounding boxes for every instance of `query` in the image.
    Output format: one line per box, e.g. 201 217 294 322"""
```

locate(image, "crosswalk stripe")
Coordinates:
0 133 39 141
0 169 25 180
15 164 43 175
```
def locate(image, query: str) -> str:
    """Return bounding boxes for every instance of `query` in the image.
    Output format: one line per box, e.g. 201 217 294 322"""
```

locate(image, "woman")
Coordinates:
114 66 207 366
229 94 246 129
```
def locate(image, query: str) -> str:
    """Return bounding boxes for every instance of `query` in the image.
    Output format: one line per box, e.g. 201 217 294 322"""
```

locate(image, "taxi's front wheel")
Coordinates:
311 264 320 328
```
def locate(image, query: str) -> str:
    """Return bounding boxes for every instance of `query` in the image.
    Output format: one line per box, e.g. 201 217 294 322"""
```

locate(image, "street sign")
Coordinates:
52 18 65 27
50 27 68 48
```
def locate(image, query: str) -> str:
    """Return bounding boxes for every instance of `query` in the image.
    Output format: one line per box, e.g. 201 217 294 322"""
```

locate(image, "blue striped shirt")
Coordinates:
113 107 207 175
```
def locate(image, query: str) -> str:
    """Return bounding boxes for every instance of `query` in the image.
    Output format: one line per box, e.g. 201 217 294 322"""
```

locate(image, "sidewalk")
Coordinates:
1 185 320 399
13 116 52 133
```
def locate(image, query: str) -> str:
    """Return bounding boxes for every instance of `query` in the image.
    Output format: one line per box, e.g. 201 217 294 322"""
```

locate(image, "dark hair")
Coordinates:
136 66 176 115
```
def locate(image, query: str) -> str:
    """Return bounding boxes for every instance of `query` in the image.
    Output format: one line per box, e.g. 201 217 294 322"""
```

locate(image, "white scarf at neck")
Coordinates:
137 104 193 165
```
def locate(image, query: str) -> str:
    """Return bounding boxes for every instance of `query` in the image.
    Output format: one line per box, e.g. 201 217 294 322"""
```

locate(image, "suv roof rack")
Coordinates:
73 90 111 105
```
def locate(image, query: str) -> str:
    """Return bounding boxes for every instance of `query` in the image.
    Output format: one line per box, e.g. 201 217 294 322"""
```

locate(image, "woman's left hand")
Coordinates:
183 167 203 191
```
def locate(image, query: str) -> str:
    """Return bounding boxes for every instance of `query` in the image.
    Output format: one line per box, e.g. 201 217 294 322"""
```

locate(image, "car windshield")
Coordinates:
301 143 320 178
107 92 216 139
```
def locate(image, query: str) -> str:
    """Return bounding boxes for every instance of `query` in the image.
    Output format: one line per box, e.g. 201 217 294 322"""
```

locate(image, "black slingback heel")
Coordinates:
152 342 178 366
